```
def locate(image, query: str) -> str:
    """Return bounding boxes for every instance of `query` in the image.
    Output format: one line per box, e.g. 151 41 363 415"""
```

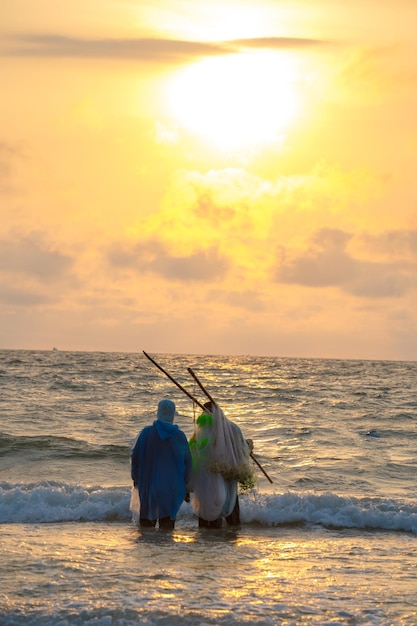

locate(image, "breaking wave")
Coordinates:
1 481 417 533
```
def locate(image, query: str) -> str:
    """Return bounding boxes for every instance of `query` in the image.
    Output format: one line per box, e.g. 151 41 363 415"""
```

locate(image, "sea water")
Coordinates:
1 349 417 625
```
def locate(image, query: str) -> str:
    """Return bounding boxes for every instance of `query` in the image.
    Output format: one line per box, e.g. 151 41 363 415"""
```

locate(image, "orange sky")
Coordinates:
1 0 417 359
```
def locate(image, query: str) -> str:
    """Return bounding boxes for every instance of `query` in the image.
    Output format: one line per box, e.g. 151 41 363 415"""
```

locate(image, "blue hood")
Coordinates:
153 419 180 440
157 399 176 422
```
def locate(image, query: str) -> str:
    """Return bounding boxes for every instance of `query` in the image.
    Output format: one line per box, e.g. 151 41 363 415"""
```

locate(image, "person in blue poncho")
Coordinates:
131 399 192 529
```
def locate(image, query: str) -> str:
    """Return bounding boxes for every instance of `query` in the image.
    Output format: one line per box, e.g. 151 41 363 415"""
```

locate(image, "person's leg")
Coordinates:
225 496 240 525
199 516 222 528
139 518 156 527
209 518 223 528
159 517 175 529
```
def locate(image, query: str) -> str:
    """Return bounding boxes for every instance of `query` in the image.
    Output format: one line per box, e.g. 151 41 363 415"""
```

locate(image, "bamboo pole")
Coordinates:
187 367 217 407
142 351 206 411
142 351 273 484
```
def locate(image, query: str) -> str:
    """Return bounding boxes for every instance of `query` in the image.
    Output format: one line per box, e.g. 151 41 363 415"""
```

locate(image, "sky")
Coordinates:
1 0 417 360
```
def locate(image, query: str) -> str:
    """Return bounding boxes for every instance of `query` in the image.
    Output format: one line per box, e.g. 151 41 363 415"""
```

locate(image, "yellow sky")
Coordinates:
1 0 417 359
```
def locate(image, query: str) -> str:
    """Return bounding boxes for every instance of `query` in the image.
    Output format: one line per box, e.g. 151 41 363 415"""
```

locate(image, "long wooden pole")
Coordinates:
187 367 274 484
143 351 273 484
142 351 206 411
187 367 217 406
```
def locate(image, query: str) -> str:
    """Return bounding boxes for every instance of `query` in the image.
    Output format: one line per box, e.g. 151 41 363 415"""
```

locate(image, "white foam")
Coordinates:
1 481 417 534
0 481 131 523
241 490 417 534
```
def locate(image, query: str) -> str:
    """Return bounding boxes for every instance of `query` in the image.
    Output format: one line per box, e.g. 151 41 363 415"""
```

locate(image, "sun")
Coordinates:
166 51 301 151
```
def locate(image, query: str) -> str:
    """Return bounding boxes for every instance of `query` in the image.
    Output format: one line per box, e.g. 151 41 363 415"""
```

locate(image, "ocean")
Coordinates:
1 349 417 625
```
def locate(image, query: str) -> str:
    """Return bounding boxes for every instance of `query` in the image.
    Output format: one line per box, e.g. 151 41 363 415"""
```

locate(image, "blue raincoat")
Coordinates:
131 419 192 521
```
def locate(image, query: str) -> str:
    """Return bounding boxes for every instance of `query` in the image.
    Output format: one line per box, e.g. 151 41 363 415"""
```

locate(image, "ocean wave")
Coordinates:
0 433 129 460
246 491 417 534
1 482 417 533
0 481 131 523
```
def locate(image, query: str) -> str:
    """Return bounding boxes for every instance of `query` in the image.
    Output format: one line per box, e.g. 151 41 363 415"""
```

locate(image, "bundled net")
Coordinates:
189 403 256 520
191 404 253 483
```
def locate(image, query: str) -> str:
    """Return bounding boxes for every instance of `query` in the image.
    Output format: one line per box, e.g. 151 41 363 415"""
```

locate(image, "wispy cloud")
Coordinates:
231 37 328 49
1 34 328 61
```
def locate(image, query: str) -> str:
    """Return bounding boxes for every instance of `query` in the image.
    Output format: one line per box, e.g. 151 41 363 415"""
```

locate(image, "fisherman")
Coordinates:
189 401 254 528
131 399 192 529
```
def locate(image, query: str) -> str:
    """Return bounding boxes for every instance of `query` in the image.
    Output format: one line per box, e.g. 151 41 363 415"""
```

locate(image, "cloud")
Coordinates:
212 289 266 312
231 37 328 49
0 231 73 281
107 238 229 282
2 34 232 60
0 282 52 306
2 34 327 62
154 122 180 145
0 142 22 194
335 44 417 102
359 229 417 260
276 227 415 298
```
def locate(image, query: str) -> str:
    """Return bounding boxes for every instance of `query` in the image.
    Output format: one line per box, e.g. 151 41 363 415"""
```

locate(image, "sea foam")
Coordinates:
1 481 417 534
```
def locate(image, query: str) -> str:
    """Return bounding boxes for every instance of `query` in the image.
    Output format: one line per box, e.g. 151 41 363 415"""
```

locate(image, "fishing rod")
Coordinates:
187 367 274 484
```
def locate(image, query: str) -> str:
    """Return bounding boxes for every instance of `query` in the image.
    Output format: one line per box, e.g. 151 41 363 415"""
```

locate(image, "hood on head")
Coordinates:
157 399 176 423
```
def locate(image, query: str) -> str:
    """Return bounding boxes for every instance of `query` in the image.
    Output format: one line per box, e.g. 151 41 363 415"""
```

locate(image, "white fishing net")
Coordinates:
189 404 253 520
129 486 140 524
207 404 251 479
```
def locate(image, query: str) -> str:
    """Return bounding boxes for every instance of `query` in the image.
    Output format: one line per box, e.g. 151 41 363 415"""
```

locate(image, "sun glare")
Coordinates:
167 52 301 151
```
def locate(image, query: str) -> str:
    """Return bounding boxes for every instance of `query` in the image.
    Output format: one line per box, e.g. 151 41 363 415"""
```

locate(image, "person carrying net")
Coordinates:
189 401 254 528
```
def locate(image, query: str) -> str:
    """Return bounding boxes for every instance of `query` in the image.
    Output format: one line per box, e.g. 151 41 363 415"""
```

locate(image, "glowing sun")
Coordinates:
167 51 301 151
